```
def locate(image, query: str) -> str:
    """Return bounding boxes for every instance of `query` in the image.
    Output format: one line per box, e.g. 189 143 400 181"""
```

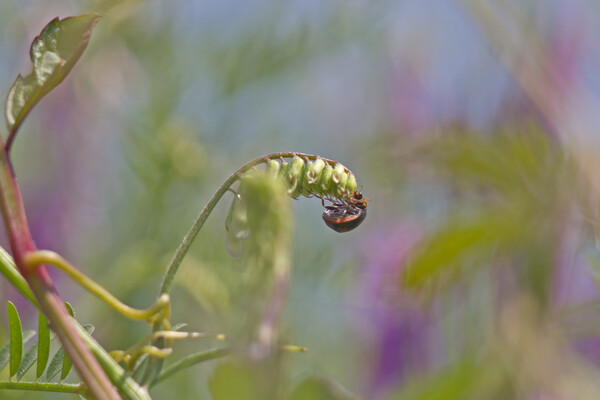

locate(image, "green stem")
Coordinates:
0 381 81 393
0 246 37 306
150 347 230 387
111 330 224 366
72 323 152 400
124 331 225 359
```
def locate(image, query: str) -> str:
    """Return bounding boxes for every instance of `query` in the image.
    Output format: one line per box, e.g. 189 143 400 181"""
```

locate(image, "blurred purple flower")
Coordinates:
352 223 430 399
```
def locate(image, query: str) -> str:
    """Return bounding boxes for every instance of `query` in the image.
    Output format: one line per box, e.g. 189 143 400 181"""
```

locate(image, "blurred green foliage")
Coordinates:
404 126 575 301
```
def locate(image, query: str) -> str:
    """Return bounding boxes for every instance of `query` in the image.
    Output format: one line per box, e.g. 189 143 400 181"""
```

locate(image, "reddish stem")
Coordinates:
0 145 120 399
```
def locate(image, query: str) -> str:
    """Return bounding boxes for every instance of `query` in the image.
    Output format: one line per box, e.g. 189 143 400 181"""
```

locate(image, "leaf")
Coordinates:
208 362 261 400
0 330 35 372
402 207 531 289
16 341 39 381
36 311 50 379
64 301 75 318
287 377 356 400
46 347 65 381
60 302 75 380
7 301 23 377
16 324 57 381
152 347 230 387
4 14 100 139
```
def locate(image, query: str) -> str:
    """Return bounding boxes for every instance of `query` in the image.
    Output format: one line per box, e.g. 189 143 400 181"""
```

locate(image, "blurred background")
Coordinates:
2 0 600 399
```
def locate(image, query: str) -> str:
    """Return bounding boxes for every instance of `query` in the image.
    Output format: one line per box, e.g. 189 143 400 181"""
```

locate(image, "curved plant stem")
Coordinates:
159 152 347 296
150 347 231 387
0 246 37 306
23 250 170 322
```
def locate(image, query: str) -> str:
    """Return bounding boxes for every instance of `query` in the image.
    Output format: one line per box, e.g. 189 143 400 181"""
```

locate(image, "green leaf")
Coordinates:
0 342 10 372
208 362 261 400
402 207 531 289
0 330 35 372
64 301 75 318
46 347 65 382
4 14 100 140
60 302 76 380
36 312 50 379
152 347 230 387
7 301 23 377
16 340 39 381
287 377 356 400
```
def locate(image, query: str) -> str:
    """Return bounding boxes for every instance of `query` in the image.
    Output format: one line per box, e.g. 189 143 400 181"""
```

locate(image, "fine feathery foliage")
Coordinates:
402 127 571 295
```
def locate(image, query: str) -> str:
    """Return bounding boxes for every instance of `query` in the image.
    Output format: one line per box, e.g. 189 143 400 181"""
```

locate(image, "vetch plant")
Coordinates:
0 15 367 399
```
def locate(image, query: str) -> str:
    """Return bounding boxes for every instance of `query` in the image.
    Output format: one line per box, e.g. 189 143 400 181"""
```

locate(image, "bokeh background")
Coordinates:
2 0 600 399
